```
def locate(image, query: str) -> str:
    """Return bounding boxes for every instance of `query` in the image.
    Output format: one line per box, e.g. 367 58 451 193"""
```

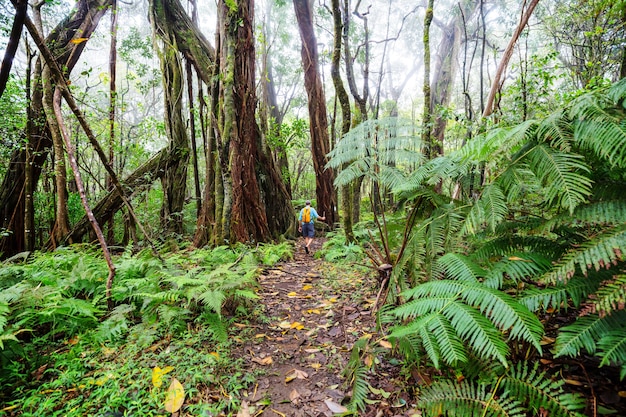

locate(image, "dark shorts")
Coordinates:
302 222 314 238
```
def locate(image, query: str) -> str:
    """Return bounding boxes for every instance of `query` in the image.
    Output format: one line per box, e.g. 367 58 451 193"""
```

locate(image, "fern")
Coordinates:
418 362 586 417
554 311 626 357
544 224 626 284
586 274 626 317
391 280 543 367
342 337 371 412
418 379 525 417
500 362 586 416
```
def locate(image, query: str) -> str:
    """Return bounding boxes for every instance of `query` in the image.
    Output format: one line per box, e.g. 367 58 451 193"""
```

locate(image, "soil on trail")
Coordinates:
232 238 411 417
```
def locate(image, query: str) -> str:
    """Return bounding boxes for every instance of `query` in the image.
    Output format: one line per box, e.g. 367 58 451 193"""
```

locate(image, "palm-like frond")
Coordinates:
554 311 626 357
585 274 626 317
523 142 592 213
462 184 508 235
520 276 602 313
418 379 525 417
501 362 586 417
596 328 626 369
391 280 543 367
543 224 626 284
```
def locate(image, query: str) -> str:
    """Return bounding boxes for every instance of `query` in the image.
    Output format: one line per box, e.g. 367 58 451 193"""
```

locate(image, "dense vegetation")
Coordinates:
1 0 625 415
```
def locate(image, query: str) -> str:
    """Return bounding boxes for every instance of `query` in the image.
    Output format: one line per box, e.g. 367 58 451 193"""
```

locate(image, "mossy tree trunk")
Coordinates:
150 0 190 236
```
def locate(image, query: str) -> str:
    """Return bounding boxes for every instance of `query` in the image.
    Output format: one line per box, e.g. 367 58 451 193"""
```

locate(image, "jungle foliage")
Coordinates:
333 78 626 416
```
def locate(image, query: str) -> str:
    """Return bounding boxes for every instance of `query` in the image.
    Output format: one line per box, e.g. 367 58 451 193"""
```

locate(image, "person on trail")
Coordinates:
298 200 325 254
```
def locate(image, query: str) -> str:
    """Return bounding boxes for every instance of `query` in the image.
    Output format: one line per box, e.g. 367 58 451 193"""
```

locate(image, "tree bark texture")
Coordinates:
294 0 337 228
220 0 271 243
150 0 191 236
0 0 114 258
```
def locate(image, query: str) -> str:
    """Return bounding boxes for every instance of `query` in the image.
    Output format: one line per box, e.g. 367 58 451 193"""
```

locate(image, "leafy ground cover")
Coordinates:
1 237 626 416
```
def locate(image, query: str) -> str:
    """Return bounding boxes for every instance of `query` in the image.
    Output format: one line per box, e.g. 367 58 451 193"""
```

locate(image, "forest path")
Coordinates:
232 237 407 417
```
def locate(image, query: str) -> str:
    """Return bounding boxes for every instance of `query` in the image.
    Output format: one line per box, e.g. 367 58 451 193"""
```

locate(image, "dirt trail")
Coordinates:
232 238 405 417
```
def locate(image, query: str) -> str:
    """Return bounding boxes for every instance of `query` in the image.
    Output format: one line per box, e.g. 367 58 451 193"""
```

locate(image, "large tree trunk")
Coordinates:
150 0 190 236
0 0 114 258
294 0 337 228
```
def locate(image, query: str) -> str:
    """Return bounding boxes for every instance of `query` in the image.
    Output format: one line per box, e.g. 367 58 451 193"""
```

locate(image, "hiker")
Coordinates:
298 200 325 254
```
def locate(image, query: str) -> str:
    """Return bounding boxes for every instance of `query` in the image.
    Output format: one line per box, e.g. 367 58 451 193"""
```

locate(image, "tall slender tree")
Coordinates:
294 0 337 228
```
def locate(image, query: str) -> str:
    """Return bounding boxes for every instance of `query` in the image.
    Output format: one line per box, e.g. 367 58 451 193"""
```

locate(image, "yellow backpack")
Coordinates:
302 207 311 223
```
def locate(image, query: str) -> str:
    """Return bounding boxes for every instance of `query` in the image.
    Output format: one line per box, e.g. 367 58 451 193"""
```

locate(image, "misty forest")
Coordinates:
0 0 626 415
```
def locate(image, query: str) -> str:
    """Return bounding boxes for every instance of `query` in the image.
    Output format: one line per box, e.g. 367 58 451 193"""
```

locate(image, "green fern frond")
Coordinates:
483 253 552 288
197 290 227 316
462 184 508 235
501 362 586 416
523 142 592 214
436 253 484 283
554 311 626 357
520 276 602 312
541 200 626 233
394 280 543 366
597 328 626 368
586 274 626 317
418 379 525 417
347 363 369 412
197 312 229 343
544 224 626 284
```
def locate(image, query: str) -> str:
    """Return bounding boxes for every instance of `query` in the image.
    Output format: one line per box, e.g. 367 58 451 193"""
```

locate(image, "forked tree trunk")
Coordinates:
294 0 337 228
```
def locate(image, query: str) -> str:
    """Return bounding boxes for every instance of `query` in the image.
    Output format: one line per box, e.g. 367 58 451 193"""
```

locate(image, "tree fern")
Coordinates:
462 184 509 235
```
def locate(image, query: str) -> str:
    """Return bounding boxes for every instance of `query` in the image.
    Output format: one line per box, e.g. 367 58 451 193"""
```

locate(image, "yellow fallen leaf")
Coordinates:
379 340 393 349
164 378 185 412
309 363 322 370
329 297 338 303
307 309 321 315
290 322 305 330
255 334 267 338
302 284 313 291
152 366 175 388
287 292 298 297
278 321 292 329
70 37 89 44
210 352 220 360
564 378 583 386
618 391 626 398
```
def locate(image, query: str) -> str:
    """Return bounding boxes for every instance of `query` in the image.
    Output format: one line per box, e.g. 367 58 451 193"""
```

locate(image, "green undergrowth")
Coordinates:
0 241 293 416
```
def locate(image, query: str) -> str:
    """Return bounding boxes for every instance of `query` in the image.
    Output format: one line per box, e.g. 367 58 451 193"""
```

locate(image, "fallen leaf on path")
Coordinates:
564 378 583 386
278 321 292 329
304 348 320 353
309 363 322 370
255 334 266 338
233 323 247 328
324 399 348 413
302 284 313 291
236 400 251 417
289 389 301 403
287 292 298 297
285 369 309 383
307 309 321 315
164 378 185 412
252 356 273 365
290 322 305 330
379 340 393 349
